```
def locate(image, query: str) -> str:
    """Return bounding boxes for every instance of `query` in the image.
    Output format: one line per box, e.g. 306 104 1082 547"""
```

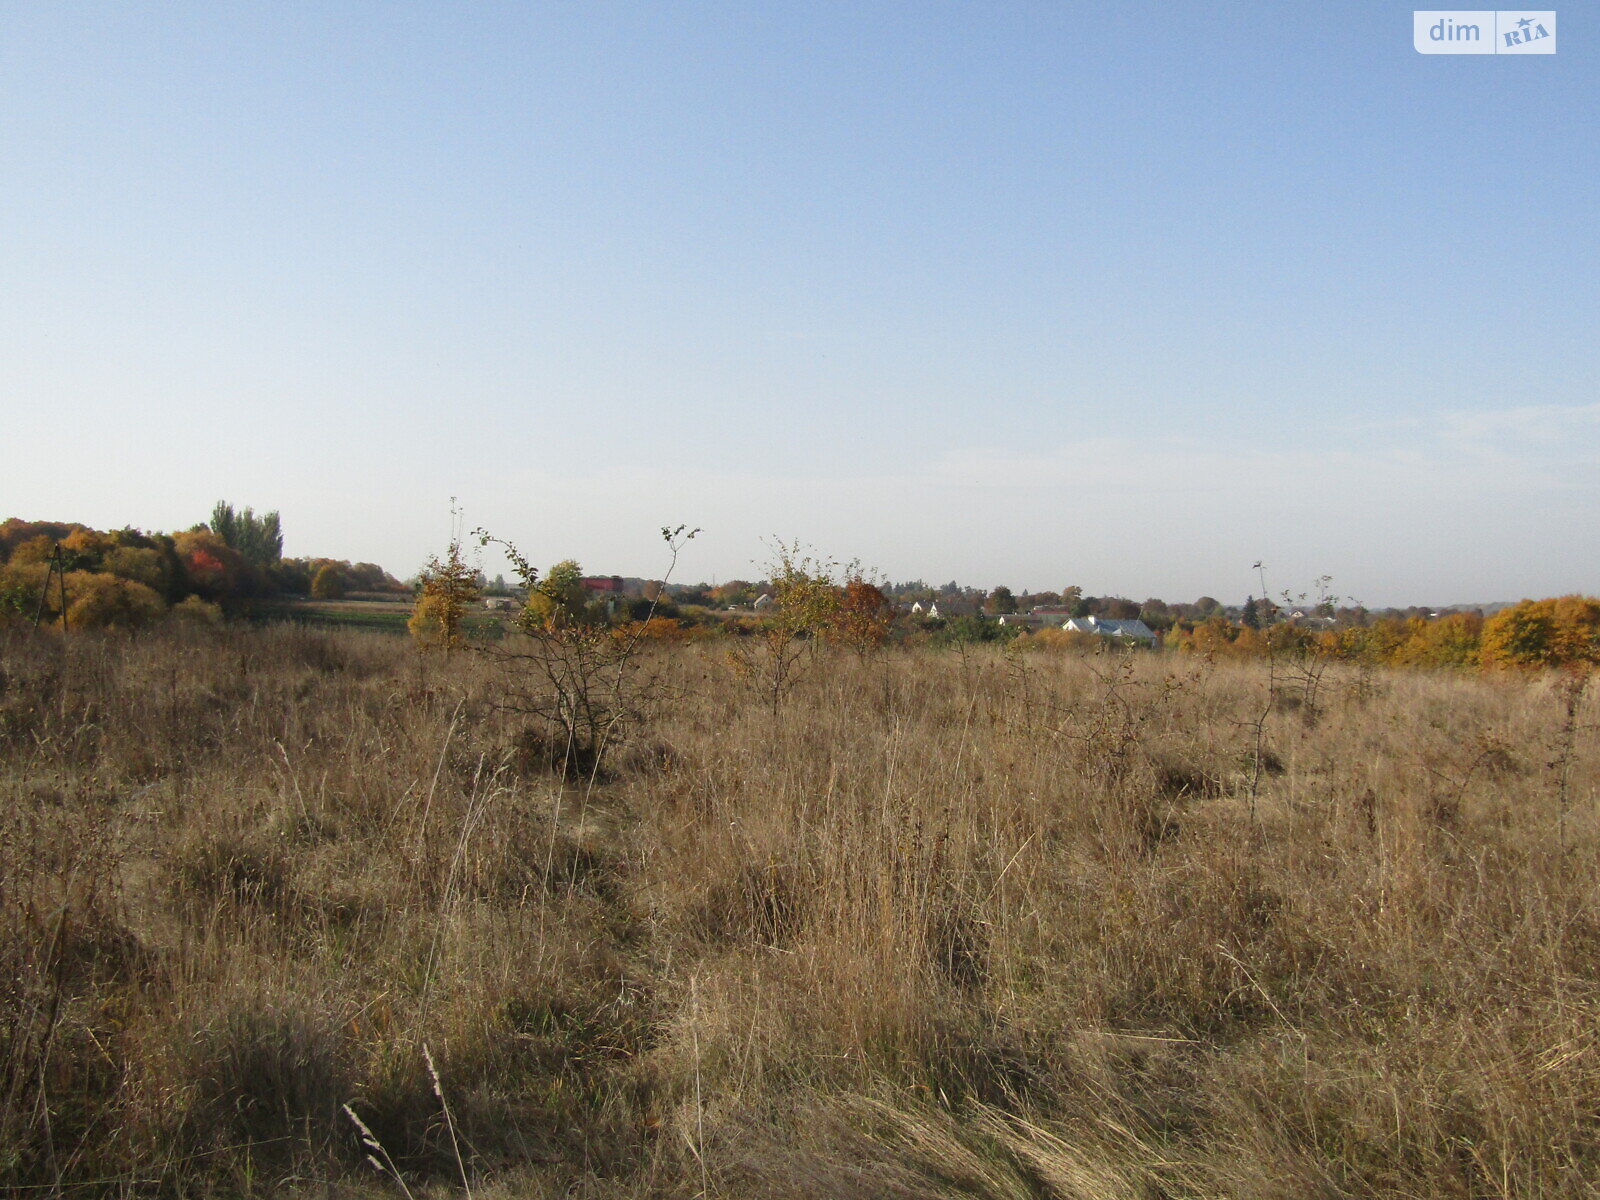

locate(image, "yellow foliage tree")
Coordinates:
520 559 591 631
310 563 346 600
104 546 168 593
1393 612 1483 668
62 571 164 630
1480 597 1600 670
408 539 478 651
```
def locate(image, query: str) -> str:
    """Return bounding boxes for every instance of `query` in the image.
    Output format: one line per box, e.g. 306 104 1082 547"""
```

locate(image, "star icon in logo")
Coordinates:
1517 16 1533 30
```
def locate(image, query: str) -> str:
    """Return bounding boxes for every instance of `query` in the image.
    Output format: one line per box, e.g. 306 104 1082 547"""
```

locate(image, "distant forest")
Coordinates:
0 503 405 629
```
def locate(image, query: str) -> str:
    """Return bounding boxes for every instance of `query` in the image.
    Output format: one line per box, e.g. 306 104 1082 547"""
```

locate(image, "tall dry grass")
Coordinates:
1 623 1597 1197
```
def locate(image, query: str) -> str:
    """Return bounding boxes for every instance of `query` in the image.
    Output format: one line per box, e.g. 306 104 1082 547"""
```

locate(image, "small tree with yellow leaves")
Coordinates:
408 538 479 651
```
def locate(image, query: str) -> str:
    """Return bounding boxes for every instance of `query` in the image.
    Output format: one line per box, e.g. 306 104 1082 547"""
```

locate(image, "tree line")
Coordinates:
1161 598 1600 671
7 508 1595 672
0 503 405 630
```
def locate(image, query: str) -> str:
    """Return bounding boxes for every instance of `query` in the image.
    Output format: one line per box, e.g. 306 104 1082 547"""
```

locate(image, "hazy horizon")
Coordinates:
6 4 1595 609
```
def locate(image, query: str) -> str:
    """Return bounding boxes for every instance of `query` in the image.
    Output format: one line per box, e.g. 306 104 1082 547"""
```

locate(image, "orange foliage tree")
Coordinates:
1480 597 1600 670
174 530 251 601
827 578 894 653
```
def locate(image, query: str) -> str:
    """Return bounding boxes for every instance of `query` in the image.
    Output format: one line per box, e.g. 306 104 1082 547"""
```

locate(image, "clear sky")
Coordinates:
4 3 1595 606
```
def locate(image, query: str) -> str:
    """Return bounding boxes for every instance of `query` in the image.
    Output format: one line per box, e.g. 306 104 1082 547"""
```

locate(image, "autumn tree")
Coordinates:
712 580 756 608
173 530 251 601
8 536 59 567
62 572 165 630
1393 612 1483 668
310 563 346 599
104 546 169 594
828 578 894 654
985 585 1017 615
1169 615 1242 658
1480 597 1600 670
60 528 114 571
1545 596 1600 666
0 558 54 628
521 559 598 629
1 522 78 563
408 538 479 651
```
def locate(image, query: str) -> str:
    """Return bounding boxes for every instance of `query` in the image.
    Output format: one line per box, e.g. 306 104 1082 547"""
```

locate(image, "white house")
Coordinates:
1061 615 1156 643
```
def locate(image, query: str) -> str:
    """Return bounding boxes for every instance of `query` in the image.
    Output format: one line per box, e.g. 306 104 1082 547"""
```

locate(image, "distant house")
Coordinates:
992 606 1070 629
484 597 516 612
580 576 625 595
1061 616 1156 643
752 593 774 610
1284 610 1337 630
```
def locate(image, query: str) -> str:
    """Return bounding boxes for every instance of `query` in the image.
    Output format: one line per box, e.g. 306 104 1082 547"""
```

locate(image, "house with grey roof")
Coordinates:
1061 615 1156 643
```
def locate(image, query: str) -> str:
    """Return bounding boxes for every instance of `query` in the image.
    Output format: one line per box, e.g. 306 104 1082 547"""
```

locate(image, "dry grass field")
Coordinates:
3 624 1598 1197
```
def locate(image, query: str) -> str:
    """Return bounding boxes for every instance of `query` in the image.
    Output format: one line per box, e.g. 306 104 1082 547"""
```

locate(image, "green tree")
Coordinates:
1242 596 1260 629
523 559 595 628
933 615 1019 647
986 585 1017 615
712 580 756 608
211 501 283 567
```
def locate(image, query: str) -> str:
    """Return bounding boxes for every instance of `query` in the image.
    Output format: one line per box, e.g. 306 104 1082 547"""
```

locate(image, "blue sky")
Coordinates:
4 3 1595 605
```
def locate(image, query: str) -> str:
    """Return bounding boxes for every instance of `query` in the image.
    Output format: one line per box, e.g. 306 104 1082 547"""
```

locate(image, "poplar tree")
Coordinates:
210 501 283 566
